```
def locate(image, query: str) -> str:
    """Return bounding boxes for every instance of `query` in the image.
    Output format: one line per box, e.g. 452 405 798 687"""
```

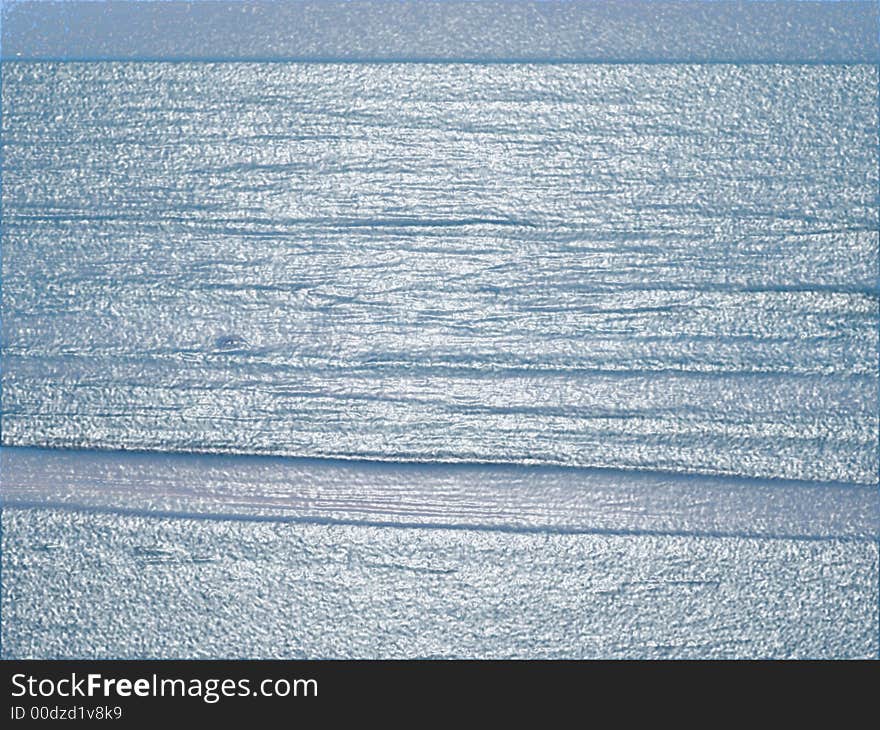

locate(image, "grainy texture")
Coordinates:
2 64 878 484
2 507 877 659
2 62 877 660
3 1 878 62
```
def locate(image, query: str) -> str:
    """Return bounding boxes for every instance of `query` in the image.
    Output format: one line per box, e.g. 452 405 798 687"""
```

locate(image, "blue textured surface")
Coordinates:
3 63 878 484
3 506 877 658
2 1 878 62
1 60 877 658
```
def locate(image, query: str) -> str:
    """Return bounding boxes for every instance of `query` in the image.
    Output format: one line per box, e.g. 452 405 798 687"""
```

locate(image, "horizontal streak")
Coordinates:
4 500 873 544
3 59 880 66
2 446 877 541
